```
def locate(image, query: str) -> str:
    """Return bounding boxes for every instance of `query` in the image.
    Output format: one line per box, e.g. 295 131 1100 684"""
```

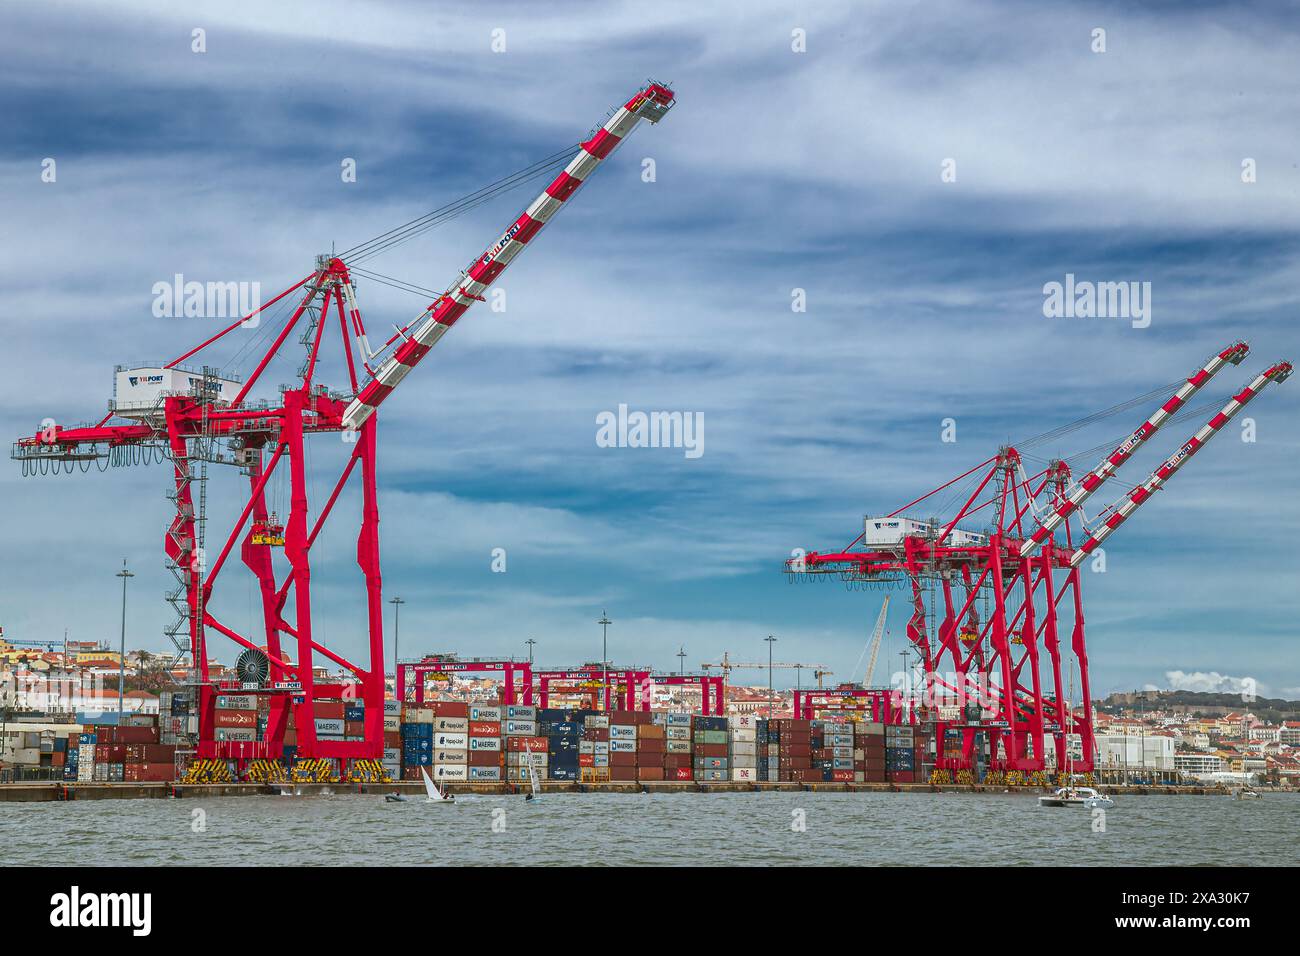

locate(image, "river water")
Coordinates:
5 790 1295 865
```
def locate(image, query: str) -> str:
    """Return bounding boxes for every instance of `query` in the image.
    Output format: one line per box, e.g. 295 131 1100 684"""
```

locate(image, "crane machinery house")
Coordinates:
112 366 241 418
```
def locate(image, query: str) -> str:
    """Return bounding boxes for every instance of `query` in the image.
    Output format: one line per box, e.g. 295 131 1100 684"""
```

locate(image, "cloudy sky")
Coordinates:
2 0 1297 698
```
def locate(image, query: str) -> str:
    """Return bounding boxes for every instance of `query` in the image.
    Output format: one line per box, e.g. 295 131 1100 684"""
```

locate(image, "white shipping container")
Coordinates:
435 717 468 733
470 706 502 722
666 740 691 754
383 748 401 762
468 766 501 781
664 712 692 727
215 729 256 742
506 752 549 767
666 726 690 740
433 764 468 781
732 767 759 781
610 725 636 740
315 718 345 735
731 742 757 757
585 715 610 729
432 749 467 764
384 700 402 715
610 739 637 753
434 732 467 749
506 705 537 721
730 728 757 743
730 714 757 730
593 742 608 754
504 720 537 736
383 715 401 732
406 708 434 724
468 736 501 752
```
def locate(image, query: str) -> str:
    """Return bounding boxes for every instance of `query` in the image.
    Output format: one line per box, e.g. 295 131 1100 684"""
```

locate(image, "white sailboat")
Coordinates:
523 741 542 800
420 765 454 803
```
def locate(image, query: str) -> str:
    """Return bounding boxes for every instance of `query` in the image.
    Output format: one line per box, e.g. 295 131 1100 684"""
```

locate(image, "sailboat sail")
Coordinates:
419 765 442 801
524 741 542 797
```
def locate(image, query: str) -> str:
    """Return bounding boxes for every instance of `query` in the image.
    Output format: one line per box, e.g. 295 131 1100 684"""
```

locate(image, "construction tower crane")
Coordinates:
701 653 830 686
788 342 1290 777
861 595 890 687
11 81 676 778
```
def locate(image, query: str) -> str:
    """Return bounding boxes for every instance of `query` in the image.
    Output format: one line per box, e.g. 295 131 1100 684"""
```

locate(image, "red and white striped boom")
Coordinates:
341 82 676 430
1068 360 1293 566
1020 340 1249 557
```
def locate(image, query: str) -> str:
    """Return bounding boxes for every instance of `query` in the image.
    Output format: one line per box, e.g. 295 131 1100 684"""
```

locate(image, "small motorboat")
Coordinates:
1039 786 1114 810
1233 787 1262 800
384 792 407 803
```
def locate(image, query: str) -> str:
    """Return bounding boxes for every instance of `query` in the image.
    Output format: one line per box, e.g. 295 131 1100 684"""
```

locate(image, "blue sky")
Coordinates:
1 0 1297 698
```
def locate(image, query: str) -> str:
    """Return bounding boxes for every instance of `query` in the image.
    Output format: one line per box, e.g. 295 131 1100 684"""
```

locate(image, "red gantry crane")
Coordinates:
12 81 676 780
789 342 1290 778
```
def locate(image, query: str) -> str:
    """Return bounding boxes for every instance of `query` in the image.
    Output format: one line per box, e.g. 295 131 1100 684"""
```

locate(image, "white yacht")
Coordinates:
1039 785 1114 809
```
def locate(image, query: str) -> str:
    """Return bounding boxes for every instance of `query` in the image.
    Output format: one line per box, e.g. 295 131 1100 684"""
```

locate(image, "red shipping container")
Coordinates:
669 766 693 781
637 738 665 754
609 765 637 781
578 754 595 767
831 769 854 782
314 701 345 719
114 726 159 744
214 709 257 728
139 763 174 782
696 743 726 758
891 771 915 783
432 701 470 718
610 752 637 767
506 736 549 752
384 731 401 747
783 743 812 757
663 754 692 769
344 721 365 736
637 766 665 781
582 727 610 741
52 751 65 767
468 721 500 737
468 750 502 767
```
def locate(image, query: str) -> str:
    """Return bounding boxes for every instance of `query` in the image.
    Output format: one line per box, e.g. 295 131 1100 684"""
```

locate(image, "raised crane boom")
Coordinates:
341 82 676 430
862 595 890 687
1020 340 1249 557
1068 360 1292 567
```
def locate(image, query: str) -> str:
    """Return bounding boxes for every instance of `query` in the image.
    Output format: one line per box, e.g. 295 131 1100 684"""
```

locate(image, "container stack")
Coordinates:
467 703 504 783
608 714 637 782
693 714 728 782
75 732 95 781
728 714 761 782
432 702 469 783
503 704 545 785
636 716 665 781
818 717 857 782
579 712 610 783
214 693 259 745
884 723 916 783
857 721 886 782
90 722 161 782
772 718 814 782
400 705 433 780
382 699 402 780
663 712 693 782
543 709 581 782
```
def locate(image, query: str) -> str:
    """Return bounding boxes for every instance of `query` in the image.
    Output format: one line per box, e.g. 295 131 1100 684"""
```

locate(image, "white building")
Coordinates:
1094 733 1175 771
1174 751 1224 777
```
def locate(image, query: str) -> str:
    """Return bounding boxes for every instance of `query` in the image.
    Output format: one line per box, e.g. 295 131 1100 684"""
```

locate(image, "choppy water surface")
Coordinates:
5 791 1296 865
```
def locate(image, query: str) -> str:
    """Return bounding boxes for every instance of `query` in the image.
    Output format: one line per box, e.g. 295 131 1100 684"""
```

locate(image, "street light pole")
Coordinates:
598 612 611 710
116 560 134 724
764 635 777 719
677 646 686 676
525 638 536 665
388 596 405 699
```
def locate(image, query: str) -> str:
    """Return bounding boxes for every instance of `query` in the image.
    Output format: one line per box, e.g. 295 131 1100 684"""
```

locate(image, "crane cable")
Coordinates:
336 145 580 266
